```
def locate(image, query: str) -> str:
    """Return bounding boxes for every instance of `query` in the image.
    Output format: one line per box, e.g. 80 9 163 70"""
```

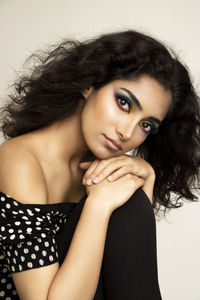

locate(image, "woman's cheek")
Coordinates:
128 131 147 150
95 98 117 124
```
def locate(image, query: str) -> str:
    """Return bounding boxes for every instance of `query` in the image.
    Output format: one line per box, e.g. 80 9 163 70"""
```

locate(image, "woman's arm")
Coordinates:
47 195 111 300
0 148 145 300
11 195 111 300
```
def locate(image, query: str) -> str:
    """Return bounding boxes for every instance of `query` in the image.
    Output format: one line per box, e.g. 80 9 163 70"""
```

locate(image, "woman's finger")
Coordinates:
79 161 93 170
82 154 153 186
84 160 110 184
81 160 100 184
89 159 129 183
82 157 119 183
107 166 132 181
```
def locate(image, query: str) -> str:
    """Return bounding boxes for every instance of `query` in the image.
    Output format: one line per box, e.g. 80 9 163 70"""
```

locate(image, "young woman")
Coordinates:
0 30 199 300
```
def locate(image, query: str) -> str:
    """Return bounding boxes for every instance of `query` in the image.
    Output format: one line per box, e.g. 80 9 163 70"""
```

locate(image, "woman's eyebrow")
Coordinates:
120 87 161 125
148 117 161 126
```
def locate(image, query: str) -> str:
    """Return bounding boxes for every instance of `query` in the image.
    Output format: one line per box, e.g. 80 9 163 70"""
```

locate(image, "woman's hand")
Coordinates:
85 173 145 214
79 155 155 203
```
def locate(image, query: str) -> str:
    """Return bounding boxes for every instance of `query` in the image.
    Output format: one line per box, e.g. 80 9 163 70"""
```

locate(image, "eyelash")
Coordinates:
139 121 158 135
114 92 132 113
114 91 158 135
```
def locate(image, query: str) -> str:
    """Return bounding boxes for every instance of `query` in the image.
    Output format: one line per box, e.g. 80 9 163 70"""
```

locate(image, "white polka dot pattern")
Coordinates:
0 192 76 299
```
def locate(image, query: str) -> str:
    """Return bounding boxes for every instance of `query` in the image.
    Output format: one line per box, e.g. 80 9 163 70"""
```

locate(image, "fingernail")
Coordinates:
86 178 92 185
107 175 114 181
93 177 101 183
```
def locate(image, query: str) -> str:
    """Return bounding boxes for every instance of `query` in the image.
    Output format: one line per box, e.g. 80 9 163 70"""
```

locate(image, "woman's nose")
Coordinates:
116 120 137 141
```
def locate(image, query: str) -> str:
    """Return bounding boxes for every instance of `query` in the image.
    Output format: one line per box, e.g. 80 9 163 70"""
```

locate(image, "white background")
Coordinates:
0 0 200 299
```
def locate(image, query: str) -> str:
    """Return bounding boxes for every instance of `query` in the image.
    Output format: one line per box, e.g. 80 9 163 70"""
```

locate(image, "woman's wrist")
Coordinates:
85 194 113 219
145 166 156 183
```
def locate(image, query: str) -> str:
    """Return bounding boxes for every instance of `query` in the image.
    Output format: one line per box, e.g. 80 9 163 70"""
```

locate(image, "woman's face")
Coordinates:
81 75 172 159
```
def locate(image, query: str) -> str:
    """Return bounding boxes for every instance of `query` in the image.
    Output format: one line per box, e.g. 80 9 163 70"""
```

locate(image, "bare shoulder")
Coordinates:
0 140 48 204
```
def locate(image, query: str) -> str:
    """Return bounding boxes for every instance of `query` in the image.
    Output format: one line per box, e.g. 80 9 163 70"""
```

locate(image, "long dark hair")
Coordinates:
1 30 200 210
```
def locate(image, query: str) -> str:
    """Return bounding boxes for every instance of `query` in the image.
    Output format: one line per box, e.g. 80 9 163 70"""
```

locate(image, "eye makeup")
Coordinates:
139 120 159 135
120 87 142 110
114 90 134 113
114 88 160 135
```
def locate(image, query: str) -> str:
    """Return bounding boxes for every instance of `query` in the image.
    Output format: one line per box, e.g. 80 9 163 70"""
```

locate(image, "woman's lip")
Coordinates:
104 135 122 151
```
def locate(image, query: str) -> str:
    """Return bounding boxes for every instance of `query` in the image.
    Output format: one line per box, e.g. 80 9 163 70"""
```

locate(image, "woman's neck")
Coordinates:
24 112 91 168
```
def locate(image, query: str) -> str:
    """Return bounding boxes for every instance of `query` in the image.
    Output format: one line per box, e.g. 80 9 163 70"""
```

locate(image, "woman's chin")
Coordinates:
91 148 122 160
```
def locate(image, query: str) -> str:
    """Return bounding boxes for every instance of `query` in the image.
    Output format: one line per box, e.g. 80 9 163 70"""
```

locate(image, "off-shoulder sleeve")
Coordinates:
0 192 74 273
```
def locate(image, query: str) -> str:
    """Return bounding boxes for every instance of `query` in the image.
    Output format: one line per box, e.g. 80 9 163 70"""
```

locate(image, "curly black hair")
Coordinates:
1 30 200 210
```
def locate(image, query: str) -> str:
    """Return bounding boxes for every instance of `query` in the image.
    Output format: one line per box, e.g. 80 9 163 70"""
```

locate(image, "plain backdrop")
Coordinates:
0 1 200 299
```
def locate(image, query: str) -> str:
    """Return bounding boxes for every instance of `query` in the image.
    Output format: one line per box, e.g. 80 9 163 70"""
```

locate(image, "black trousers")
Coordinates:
56 188 162 300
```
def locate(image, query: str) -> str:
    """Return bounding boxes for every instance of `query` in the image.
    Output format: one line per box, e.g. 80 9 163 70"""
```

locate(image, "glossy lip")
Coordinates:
104 135 122 151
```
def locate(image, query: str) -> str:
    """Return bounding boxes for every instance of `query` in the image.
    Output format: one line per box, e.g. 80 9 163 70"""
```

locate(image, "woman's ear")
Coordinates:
82 87 93 100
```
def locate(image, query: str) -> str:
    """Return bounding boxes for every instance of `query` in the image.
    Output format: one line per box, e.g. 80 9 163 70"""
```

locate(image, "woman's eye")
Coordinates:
118 98 130 112
115 93 132 112
140 121 155 134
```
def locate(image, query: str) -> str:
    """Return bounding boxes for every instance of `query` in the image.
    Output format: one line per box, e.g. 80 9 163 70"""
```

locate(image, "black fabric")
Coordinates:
0 191 76 300
56 188 162 300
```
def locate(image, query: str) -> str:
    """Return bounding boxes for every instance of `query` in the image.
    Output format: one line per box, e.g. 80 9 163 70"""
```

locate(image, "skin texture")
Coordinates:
81 76 171 160
0 75 172 300
80 76 171 200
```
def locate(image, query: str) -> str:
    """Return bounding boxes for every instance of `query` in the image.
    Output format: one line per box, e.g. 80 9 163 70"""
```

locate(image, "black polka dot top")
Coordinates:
0 191 76 300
